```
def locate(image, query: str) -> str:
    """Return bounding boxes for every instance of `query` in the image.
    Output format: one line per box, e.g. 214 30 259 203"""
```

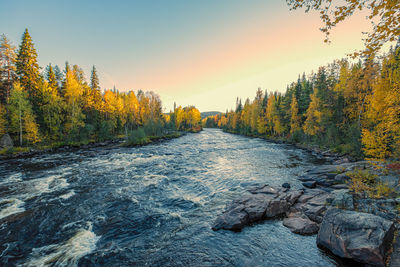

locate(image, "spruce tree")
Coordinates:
16 29 41 101
90 66 100 91
46 64 58 92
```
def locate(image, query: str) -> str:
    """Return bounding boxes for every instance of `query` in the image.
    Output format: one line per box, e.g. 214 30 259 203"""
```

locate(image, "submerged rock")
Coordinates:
317 208 395 267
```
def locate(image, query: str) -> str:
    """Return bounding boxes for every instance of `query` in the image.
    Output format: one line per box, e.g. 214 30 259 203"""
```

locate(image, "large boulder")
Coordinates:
317 208 395 267
212 185 303 231
0 134 13 149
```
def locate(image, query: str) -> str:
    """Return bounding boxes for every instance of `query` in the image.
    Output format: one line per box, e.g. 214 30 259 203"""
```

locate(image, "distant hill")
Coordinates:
201 111 221 119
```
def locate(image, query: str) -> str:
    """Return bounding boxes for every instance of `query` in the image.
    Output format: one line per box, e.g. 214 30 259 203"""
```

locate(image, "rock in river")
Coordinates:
317 208 395 267
283 212 319 235
212 185 303 231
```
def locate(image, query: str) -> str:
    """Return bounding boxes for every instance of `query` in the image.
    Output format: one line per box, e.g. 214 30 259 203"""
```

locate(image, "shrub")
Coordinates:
127 128 149 145
347 169 377 195
348 168 396 198
387 162 400 174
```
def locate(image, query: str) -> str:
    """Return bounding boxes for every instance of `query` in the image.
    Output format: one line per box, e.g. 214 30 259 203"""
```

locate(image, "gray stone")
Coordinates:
334 173 350 184
330 184 348 189
317 208 395 267
302 181 316 188
283 213 319 235
297 189 326 203
0 134 13 149
212 205 249 231
303 204 326 223
331 189 354 210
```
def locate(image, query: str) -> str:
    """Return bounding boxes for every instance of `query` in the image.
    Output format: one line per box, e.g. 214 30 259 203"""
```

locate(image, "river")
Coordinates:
0 128 338 266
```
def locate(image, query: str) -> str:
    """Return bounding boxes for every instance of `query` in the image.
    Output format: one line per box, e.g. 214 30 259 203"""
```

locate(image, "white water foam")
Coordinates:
0 172 23 185
24 223 99 267
0 198 25 220
0 174 70 220
59 190 75 200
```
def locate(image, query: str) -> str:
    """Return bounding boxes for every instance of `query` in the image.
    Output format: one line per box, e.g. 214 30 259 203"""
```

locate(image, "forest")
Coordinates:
203 40 400 161
0 29 202 152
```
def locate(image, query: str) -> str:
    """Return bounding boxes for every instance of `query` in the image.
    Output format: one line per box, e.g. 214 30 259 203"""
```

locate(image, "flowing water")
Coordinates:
0 128 338 266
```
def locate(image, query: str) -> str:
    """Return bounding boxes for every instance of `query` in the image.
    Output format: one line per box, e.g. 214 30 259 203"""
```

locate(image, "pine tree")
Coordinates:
90 66 100 91
46 64 58 93
16 29 41 101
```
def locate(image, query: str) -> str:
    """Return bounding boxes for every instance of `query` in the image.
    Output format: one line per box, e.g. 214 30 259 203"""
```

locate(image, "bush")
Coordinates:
347 168 396 198
347 169 377 195
127 128 150 145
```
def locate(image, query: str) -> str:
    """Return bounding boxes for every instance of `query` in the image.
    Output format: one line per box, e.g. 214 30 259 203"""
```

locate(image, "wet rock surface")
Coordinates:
283 213 319 235
212 185 303 231
317 208 395 267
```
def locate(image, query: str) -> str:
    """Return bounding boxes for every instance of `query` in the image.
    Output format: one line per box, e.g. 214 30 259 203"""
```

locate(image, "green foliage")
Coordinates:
143 120 164 136
98 121 113 141
0 104 7 135
8 82 40 146
16 29 41 102
127 128 149 145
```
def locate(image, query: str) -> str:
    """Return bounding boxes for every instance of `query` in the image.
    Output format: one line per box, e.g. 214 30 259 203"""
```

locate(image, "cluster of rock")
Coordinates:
212 161 399 266
212 185 303 231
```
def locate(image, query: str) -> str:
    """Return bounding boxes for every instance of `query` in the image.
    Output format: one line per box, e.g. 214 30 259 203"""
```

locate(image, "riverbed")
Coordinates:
0 128 337 266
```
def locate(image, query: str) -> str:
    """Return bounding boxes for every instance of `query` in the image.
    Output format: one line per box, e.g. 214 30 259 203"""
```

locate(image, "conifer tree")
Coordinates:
46 64 58 93
16 29 41 101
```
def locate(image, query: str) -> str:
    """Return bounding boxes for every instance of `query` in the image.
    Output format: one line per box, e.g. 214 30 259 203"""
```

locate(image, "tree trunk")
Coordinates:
19 102 22 146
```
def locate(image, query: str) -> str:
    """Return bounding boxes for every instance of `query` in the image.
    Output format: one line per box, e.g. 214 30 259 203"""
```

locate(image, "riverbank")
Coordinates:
0 129 199 160
222 128 354 163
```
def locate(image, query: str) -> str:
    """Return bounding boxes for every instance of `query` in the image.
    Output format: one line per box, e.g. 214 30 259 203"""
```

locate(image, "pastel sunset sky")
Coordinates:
0 0 374 112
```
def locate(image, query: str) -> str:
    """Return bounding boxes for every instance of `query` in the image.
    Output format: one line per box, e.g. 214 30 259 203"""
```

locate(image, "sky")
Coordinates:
0 0 374 112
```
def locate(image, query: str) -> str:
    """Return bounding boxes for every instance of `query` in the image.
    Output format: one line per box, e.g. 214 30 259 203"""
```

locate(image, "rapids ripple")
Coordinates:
0 129 337 266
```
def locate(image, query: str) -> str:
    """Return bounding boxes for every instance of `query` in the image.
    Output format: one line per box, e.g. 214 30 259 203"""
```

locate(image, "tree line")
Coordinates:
203 41 400 160
0 29 201 148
